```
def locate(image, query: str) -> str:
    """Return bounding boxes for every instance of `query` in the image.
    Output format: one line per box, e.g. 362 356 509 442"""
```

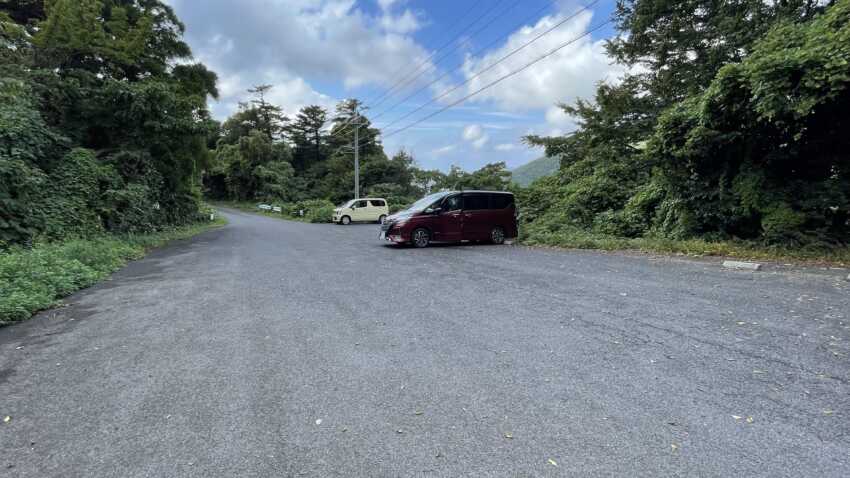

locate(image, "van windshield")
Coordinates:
405 192 451 213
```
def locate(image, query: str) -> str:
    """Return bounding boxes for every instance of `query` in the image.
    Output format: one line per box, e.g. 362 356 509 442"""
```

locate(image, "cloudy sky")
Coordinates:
165 0 625 172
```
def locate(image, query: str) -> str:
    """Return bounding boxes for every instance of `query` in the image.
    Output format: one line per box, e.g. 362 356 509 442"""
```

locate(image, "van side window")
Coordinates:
356 200 369 208
489 194 514 209
463 194 489 210
443 195 461 211
370 200 386 207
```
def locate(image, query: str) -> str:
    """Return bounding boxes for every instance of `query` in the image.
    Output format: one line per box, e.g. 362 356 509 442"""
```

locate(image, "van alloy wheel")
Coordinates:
491 227 505 245
412 228 430 248
341 216 351 225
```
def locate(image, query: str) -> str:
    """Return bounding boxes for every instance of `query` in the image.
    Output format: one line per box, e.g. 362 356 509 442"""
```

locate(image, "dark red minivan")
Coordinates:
379 191 518 247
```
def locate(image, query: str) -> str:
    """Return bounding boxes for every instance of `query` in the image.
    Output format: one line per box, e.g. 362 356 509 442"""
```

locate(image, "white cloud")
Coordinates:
495 143 517 151
166 0 433 117
208 69 336 119
456 9 626 114
462 124 483 141
462 124 489 150
544 105 577 131
380 9 421 34
377 1 422 35
432 145 457 156
377 0 398 10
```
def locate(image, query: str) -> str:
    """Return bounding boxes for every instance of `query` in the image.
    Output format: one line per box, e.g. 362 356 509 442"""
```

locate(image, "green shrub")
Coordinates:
0 217 224 326
293 199 335 223
0 242 121 324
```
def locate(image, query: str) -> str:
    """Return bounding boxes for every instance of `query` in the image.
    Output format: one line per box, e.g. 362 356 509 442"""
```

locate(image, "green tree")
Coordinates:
287 105 328 173
247 84 288 140
33 0 191 80
645 0 850 242
214 130 294 201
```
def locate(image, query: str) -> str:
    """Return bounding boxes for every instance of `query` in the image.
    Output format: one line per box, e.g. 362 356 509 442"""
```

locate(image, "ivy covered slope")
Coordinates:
521 0 849 257
0 1 223 324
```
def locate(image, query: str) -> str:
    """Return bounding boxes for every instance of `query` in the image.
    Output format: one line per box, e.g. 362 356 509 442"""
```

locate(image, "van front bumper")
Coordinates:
379 222 409 243
379 231 406 243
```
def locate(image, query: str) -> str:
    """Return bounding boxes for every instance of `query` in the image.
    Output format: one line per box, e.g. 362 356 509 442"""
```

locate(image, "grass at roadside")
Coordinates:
521 228 850 266
0 217 227 326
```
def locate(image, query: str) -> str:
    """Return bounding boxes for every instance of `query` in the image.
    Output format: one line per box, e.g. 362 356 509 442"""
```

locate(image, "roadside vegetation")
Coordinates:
0 216 226 326
520 0 849 260
0 1 225 325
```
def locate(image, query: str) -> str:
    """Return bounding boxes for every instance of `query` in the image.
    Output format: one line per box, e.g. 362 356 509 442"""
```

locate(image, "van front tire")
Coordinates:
340 216 351 225
412 228 430 248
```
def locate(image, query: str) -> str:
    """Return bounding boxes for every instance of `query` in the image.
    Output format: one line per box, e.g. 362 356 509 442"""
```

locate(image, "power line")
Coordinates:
331 0 519 140
369 0 522 112
382 20 612 140
360 0 487 109
367 0 507 111
378 1 601 133
369 0 586 124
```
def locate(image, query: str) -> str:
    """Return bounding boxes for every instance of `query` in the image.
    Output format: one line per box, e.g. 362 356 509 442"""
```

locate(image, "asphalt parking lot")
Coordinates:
2 208 848 477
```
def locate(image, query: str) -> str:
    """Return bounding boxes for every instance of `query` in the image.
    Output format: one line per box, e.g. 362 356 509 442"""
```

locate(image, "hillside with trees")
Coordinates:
204 94 513 217
521 0 849 253
511 156 559 187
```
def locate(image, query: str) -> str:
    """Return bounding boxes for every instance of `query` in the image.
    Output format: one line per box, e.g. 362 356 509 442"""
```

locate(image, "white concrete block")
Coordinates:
723 260 762 271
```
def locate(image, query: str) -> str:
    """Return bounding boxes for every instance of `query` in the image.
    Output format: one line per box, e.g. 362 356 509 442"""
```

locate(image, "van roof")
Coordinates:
449 190 514 195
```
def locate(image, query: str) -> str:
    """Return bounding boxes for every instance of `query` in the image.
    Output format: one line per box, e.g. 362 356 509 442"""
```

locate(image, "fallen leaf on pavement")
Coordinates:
3 416 10 423
548 459 558 467
732 415 742 420
746 416 754 423
414 411 424 416
504 433 513 439
671 443 678 451
823 410 834 415
315 419 322 425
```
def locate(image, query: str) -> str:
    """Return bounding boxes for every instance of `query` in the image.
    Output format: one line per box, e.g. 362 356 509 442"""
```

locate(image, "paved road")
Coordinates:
2 209 849 477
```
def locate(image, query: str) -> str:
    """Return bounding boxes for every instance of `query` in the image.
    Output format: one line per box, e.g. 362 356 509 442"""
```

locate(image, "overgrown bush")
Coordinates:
0 239 140 324
0 218 224 325
283 199 335 223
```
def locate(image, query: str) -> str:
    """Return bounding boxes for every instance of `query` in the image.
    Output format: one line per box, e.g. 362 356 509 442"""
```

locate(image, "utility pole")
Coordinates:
353 109 360 199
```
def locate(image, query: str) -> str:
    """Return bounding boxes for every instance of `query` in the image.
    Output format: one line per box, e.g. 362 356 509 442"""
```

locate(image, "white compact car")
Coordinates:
333 198 389 225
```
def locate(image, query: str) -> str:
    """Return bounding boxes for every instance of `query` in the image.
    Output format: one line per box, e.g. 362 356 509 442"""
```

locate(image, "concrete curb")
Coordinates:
723 260 762 271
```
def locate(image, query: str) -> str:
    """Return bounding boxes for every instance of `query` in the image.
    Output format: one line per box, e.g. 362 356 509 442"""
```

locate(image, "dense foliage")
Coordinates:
1 0 218 248
524 0 848 247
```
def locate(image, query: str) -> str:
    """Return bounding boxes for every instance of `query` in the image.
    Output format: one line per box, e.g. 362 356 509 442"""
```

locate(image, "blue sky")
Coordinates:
166 0 623 172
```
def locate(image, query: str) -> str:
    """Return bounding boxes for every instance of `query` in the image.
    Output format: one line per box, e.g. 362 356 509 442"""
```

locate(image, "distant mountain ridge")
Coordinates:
510 156 559 186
